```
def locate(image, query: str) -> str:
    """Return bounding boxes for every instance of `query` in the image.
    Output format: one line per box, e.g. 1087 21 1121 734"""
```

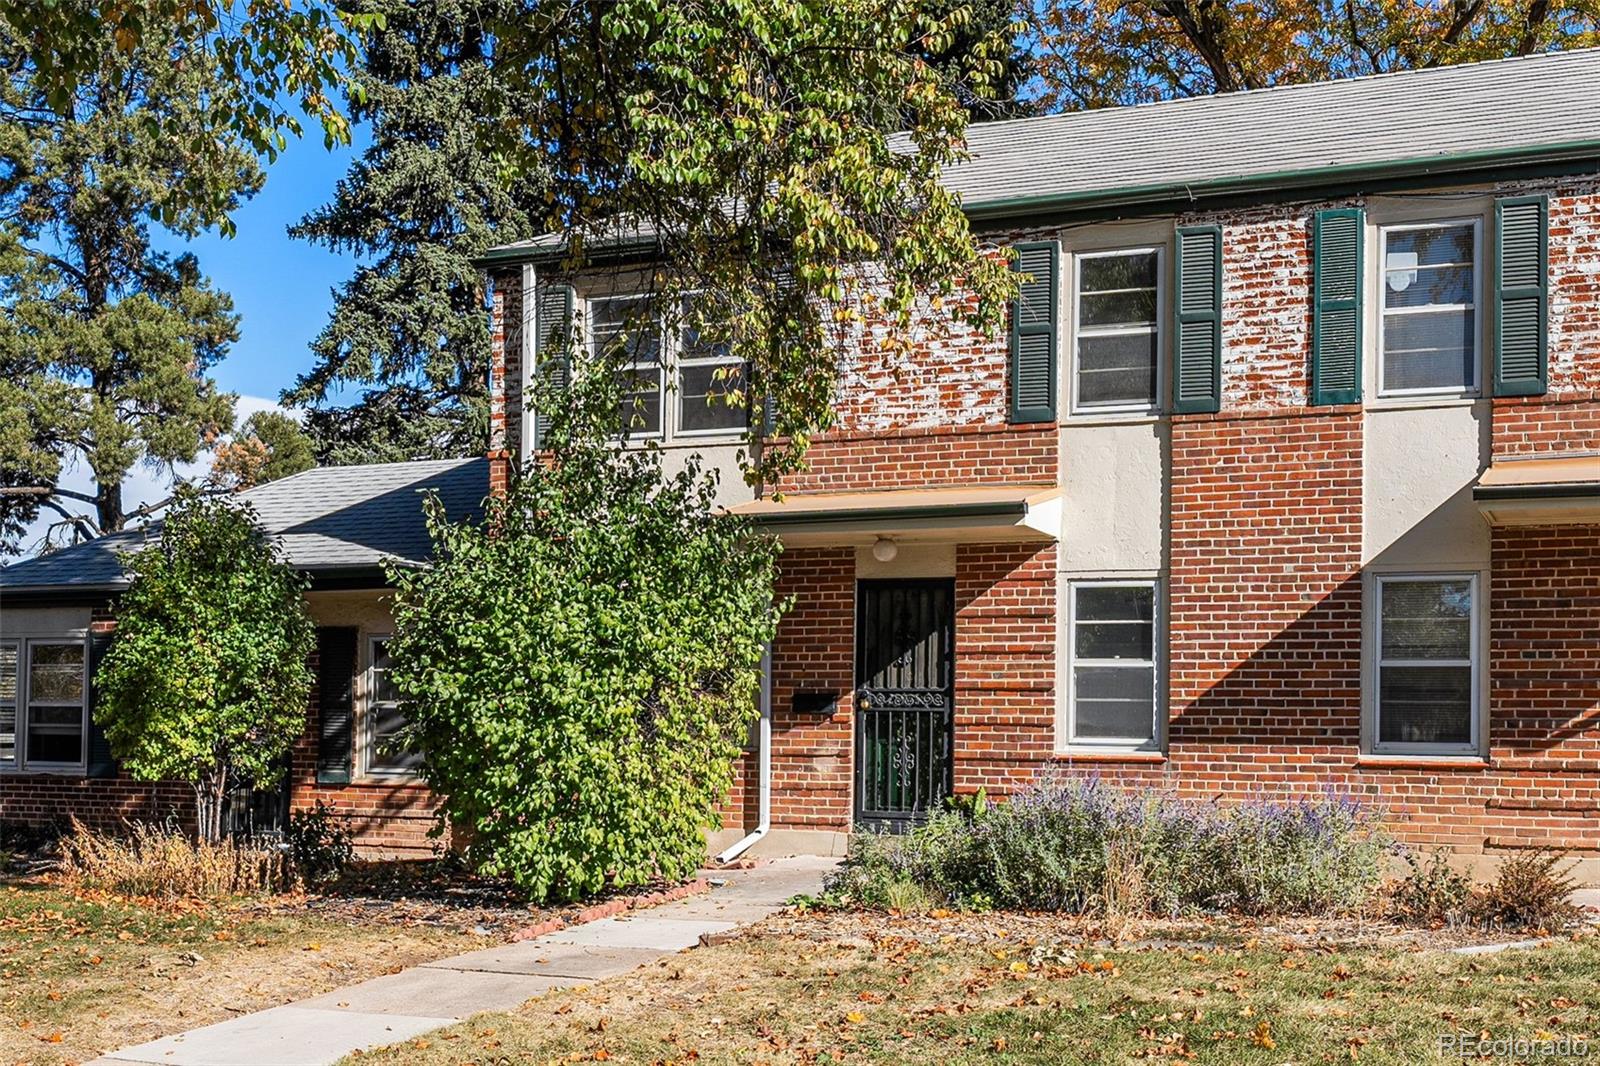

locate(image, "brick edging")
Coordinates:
507 877 711 942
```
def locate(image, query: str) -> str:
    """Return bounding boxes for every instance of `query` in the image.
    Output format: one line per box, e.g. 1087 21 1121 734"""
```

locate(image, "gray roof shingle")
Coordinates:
0 458 488 595
481 47 1600 262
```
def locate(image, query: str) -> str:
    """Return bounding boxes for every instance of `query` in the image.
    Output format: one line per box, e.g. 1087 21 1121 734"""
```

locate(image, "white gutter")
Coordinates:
715 644 772 864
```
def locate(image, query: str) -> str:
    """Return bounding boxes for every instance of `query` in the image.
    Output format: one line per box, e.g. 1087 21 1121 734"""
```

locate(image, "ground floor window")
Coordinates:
23 641 87 770
364 637 422 775
0 641 16 767
1373 573 1480 754
1065 580 1160 749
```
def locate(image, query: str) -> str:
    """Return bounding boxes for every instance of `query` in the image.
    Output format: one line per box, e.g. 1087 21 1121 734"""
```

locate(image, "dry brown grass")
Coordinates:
58 818 293 900
0 876 482 1066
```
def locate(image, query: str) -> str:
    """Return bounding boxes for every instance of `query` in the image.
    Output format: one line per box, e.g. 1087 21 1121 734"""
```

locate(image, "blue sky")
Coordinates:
156 125 371 404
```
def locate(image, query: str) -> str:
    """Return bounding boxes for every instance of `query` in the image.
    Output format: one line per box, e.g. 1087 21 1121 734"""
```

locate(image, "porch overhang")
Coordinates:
728 485 1062 546
1473 455 1600 526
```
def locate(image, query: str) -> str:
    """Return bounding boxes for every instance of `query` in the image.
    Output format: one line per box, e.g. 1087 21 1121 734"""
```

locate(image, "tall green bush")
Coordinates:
95 492 314 842
387 374 783 902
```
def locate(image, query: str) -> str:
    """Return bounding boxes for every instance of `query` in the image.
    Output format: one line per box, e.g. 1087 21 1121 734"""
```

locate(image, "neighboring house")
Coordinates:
0 460 487 856
3 50 1598 879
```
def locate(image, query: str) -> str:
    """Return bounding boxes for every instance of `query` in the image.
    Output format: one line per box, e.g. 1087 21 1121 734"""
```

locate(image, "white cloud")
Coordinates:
13 396 301 558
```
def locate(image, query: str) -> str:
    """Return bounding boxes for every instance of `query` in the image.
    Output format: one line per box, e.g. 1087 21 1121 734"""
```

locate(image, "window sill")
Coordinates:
1063 411 1163 427
1052 749 1167 764
1355 754 1489 771
0 765 87 778
1365 395 1484 413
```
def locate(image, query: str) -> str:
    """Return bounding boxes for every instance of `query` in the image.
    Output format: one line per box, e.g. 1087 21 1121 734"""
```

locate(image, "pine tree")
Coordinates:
0 17 253 554
286 0 543 464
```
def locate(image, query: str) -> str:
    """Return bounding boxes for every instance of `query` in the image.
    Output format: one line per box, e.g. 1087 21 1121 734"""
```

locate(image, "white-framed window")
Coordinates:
589 294 664 437
22 640 87 771
1065 580 1161 749
585 293 748 441
363 636 421 776
675 297 747 437
1377 219 1481 397
0 640 17 768
1071 247 1163 414
1371 573 1481 756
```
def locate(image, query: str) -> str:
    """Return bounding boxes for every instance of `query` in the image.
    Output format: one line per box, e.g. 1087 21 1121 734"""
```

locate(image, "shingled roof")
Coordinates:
0 458 489 597
479 47 1600 264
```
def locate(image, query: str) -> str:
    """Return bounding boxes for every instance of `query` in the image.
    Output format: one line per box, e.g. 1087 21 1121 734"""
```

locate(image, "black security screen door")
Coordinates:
855 579 955 830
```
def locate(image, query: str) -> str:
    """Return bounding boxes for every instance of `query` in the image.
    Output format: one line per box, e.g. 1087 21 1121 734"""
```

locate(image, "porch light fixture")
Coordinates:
871 537 898 563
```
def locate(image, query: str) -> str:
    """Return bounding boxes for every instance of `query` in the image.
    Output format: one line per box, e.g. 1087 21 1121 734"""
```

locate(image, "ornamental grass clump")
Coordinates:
825 776 1392 918
58 819 290 900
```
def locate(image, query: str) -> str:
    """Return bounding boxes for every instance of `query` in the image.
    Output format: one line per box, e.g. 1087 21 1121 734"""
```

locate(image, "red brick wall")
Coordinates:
775 423 1056 495
1491 393 1600 458
953 544 1057 794
488 267 523 460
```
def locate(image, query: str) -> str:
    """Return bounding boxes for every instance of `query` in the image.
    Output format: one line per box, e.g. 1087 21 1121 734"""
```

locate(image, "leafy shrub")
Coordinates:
1474 848 1578 930
58 819 289 899
1389 848 1471 925
825 777 1392 918
387 371 782 902
284 802 355 884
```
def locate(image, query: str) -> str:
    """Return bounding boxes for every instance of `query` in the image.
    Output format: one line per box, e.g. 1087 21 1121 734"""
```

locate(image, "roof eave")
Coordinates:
961 139 1600 224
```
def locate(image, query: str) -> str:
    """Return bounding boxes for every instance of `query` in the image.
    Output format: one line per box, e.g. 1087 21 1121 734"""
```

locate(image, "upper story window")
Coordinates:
586 294 747 441
23 641 87 770
590 295 664 436
1372 574 1480 755
364 637 422 776
1064 580 1160 749
1378 220 1480 397
1071 248 1162 414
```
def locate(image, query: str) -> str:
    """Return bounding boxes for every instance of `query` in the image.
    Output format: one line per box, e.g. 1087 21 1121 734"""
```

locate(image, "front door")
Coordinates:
854 579 955 830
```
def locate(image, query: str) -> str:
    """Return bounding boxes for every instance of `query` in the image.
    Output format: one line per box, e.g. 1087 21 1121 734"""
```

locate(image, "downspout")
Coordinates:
716 643 771 864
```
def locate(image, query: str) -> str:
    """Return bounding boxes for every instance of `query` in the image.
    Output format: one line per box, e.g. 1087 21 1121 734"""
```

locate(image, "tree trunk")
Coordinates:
194 766 229 843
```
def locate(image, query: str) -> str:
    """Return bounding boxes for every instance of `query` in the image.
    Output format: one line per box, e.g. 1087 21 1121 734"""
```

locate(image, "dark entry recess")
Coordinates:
854 579 955 830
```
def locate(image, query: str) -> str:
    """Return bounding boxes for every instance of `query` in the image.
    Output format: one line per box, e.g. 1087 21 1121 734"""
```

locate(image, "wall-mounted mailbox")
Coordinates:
792 690 840 715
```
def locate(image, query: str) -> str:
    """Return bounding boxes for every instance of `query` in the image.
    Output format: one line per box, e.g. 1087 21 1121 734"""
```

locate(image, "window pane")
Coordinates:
1079 290 1158 328
25 727 82 764
1381 580 1472 660
1378 664 1472 745
0 643 14 763
616 366 662 434
1078 333 1157 407
371 641 398 704
590 297 661 365
370 706 422 773
1075 586 1154 622
29 644 83 702
678 362 747 433
1073 665 1155 740
1080 252 1158 292
1384 264 1473 309
1381 309 1475 391
1386 224 1474 269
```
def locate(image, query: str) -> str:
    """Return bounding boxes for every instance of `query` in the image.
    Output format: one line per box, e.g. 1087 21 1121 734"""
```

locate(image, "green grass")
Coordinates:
352 913 1600 1065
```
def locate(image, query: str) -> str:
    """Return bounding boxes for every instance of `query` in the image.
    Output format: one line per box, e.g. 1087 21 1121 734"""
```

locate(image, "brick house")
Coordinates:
3 50 1598 879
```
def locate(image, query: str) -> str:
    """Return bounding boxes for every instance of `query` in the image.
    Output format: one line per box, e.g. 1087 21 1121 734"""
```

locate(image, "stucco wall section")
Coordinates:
1364 403 1491 569
1058 420 1166 573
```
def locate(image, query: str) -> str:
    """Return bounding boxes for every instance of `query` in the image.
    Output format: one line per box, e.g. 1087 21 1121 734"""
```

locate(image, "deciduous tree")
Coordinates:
1033 0 1600 111
211 412 317 489
95 492 315 843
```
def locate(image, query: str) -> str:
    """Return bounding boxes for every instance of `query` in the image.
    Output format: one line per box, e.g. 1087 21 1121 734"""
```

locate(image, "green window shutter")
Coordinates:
1009 241 1058 423
1311 208 1365 406
315 626 357 786
1494 195 1549 397
531 282 574 449
1173 226 1223 414
85 629 117 779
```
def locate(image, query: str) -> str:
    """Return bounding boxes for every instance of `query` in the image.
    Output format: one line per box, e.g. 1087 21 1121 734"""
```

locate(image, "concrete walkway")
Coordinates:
91 856 837 1066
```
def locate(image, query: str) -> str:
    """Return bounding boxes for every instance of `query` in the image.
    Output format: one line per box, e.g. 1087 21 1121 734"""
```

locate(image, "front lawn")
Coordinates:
0 876 483 1066
352 909 1600 1065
